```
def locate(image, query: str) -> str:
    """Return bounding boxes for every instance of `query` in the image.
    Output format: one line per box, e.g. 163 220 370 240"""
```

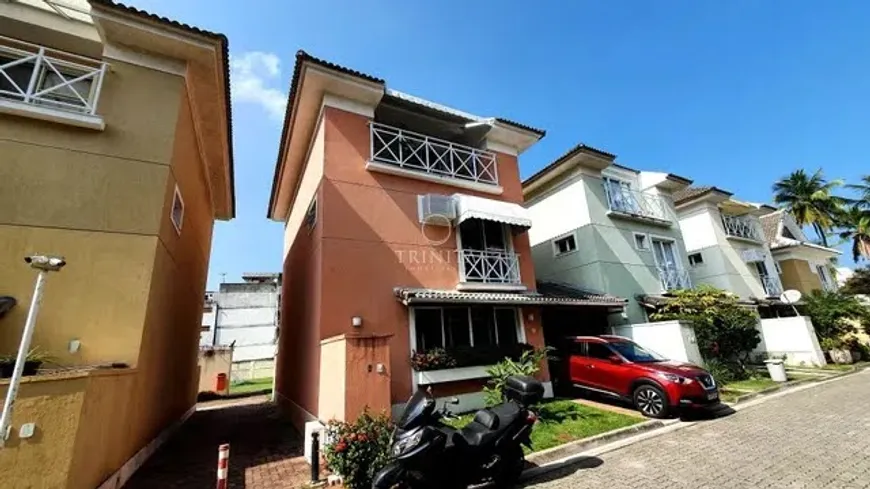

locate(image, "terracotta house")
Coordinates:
759 209 840 295
269 52 615 428
0 1 233 487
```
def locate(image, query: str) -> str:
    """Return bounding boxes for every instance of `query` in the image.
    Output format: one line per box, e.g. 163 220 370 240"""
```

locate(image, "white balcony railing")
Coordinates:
459 249 521 285
0 36 107 115
370 122 499 186
604 184 671 222
657 266 692 292
722 215 763 241
760 275 783 297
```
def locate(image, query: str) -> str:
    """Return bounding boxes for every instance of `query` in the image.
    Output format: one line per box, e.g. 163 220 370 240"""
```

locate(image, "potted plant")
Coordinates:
821 337 853 364
23 347 51 376
0 355 14 379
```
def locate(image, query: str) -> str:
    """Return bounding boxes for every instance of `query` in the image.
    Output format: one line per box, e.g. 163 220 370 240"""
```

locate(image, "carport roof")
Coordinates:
394 282 626 307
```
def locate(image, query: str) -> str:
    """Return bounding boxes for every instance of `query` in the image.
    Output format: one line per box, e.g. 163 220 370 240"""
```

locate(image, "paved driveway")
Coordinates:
124 398 308 489
524 370 870 489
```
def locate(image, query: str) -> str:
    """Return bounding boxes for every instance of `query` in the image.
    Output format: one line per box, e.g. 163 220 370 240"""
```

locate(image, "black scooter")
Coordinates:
372 375 544 489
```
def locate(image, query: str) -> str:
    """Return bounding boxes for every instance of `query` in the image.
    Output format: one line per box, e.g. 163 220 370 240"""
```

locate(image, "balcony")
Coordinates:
458 249 522 289
368 122 500 193
760 275 783 297
721 215 763 242
0 36 107 129
657 266 692 292
603 184 672 225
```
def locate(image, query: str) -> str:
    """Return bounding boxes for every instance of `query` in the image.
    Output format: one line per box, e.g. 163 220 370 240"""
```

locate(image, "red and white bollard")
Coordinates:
216 443 230 489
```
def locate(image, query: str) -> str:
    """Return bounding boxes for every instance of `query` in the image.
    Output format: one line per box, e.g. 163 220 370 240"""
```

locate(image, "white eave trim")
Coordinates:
0 98 105 130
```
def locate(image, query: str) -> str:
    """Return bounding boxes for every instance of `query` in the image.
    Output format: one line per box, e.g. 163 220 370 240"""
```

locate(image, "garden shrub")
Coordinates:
800 290 870 341
482 347 550 407
323 410 393 489
650 286 761 366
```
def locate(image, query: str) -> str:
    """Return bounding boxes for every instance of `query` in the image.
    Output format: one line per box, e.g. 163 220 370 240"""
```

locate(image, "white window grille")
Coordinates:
721 214 763 241
0 36 107 115
603 178 671 222
459 250 521 285
369 122 498 186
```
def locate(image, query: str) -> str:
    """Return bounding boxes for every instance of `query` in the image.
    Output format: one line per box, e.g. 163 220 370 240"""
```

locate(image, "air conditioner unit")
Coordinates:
417 194 456 225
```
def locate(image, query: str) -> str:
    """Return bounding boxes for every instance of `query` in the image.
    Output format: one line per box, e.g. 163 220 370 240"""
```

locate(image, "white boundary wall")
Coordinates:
753 316 826 367
612 320 705 367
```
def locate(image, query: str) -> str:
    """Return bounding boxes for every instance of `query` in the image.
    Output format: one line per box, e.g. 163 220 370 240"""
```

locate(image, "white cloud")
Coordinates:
230 51 287 121
837 267 855 286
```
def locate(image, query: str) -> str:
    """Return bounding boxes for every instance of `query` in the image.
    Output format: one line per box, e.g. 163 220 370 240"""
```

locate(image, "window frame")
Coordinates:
170 184 184 234
552 232 578 257
688 252 704 267
304 197 317 234
633 232 650 251
410 305 523 354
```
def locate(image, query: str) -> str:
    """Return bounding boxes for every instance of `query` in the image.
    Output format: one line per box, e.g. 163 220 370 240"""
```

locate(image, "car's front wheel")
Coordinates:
632 384 670 418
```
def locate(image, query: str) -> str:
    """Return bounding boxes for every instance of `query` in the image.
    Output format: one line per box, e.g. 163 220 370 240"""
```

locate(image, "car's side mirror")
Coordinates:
608 355 623 364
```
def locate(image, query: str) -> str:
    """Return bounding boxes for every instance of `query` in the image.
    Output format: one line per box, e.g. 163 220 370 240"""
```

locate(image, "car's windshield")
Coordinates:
608 341 666 363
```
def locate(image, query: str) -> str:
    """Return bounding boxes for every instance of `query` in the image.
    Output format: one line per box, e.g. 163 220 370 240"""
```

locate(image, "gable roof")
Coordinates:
89 0 236 218
672 186 734 205
268 51 545 220
759 210 785 244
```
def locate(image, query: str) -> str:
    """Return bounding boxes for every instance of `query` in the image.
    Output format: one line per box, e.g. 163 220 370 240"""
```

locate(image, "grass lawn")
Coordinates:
230 377 273 395
723 377 778 392
443 399 642 454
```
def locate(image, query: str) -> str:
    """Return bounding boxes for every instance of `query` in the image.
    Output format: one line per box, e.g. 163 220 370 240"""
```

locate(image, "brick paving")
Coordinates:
124 399 308 489
524 370 870 489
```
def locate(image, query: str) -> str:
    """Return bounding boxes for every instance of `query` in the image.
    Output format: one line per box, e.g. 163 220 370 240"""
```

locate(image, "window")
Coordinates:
304 198 317 232
459 219 506 251
688 252 704 267
0 53 96 113
651 238 678 269
414 308 444 351
754 261 770 277
553 234 577 256
413 305 520 353
782 226 797 240
634 233 649 251
585 342 614 360
774 261 783 274
200 325 211 332
444 307 471 348
171 185 184 233
815 264 830 286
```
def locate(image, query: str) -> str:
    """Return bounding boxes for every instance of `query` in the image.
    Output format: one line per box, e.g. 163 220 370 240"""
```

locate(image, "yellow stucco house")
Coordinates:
0 1 234 487
759 209 840 295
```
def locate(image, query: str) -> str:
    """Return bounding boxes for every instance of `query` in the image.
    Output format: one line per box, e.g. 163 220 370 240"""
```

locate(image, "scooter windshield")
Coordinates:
396 390 430 429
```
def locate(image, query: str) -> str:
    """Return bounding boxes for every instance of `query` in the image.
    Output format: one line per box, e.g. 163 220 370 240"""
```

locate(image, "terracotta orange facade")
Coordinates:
271 52 551 427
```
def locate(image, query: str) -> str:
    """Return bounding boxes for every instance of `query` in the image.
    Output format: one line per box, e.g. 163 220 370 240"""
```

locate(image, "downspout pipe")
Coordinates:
0 255 66 447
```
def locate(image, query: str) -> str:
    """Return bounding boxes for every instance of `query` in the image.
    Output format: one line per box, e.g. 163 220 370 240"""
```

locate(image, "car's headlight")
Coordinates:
392 429 424 456
656 372 694 384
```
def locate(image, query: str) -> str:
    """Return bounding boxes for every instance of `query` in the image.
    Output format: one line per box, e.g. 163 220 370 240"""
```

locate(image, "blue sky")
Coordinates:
131 0 868 288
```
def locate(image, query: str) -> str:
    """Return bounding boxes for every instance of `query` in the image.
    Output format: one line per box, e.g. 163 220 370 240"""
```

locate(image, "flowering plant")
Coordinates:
409 348 457 371
323 410 393 489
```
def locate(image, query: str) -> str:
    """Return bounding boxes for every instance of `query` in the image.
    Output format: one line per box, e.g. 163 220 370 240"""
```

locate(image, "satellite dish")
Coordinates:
780 290 802 304
780 289 802 317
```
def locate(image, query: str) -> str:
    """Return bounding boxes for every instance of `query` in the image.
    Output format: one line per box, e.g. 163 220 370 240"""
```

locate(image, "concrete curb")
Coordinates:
520 366 869 484
524 419 663 468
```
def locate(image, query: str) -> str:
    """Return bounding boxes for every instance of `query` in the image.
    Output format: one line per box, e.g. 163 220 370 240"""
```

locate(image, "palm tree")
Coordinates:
846 175 870 209
837 205 870 262
772 169 848 247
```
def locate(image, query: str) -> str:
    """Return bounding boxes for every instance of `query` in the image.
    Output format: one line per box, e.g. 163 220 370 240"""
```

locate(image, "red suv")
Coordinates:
560 335 719 418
